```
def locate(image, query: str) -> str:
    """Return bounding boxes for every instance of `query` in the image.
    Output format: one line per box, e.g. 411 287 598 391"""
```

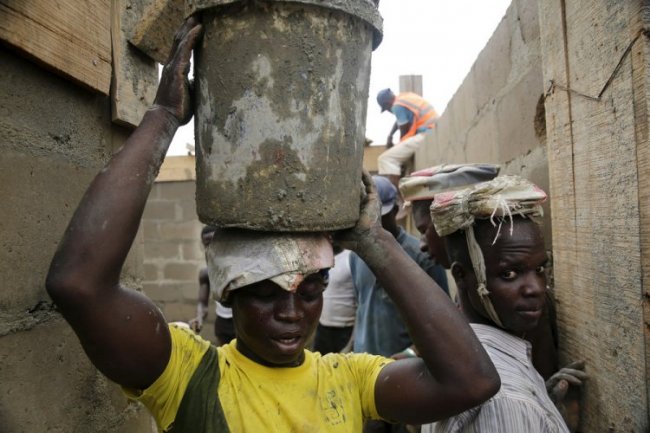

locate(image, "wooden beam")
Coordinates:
128 0 185 64
0 0 111 94
111 0 159 127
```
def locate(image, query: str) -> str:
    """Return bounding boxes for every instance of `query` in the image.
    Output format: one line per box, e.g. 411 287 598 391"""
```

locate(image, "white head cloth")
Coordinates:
206 229 334 303
430 175 547 328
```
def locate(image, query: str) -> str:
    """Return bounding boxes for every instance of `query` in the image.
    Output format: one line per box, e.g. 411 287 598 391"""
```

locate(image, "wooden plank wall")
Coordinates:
539 0 649 430
0 0 111 94
111 0 159 127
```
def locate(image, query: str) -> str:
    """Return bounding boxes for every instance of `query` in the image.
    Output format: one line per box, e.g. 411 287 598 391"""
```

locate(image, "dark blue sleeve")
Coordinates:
429 264 449 296
391 105 413 126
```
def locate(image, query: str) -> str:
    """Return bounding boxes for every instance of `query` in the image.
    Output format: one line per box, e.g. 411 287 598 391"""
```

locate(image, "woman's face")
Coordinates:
464 219 548 335
231 273 325 367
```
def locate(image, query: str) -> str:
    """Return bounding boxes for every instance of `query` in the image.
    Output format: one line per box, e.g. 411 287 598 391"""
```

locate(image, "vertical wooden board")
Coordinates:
111 0 159 127
571 61 645 431
564 1 635 98
0 0 111 94
538 0 579 363
632 32 650 431
540 0 649 430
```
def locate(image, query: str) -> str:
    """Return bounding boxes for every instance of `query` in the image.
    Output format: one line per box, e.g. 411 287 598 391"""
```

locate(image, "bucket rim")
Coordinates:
186 0 383 49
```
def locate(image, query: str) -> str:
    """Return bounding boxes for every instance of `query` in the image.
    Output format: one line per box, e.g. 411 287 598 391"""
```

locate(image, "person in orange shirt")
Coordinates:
376 88 437 190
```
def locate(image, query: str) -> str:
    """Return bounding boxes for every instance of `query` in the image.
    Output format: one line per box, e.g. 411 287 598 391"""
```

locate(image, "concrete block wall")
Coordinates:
0 48 153 432
413 0 551 242
141 158 218 343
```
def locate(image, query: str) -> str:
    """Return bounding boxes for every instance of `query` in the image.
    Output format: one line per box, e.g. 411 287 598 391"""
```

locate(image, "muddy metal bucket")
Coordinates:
189 0 382 231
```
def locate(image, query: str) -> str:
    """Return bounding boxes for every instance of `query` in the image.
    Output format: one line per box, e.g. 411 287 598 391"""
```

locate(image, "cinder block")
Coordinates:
0 150 102 312
144 240 181 260
122 228 145 286
150 182 165 200
465 109 499 163
514 0 540 47
178 199 199 222
496 67 544 162
473 17 512 111
158 180 196 201
142 220 161 241
180 281 202 301
181 241 205 261
143 282 180 302
143 200 177 221
0 319 147 433
161 301 197 324
159 220 202 241
449 71 479 140
128 0 185 64
437 110 463 164
143 263 159 281
163 262 200 281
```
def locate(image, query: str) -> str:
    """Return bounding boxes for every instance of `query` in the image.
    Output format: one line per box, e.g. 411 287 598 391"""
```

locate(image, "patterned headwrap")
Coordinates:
206 229 334 303
430 175 547 327
399 163 501 202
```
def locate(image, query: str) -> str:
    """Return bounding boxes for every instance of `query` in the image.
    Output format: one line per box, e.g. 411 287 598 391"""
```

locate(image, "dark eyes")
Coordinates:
244 286 276 299
500 264 547 281
241 279 325 302
298 279 326 301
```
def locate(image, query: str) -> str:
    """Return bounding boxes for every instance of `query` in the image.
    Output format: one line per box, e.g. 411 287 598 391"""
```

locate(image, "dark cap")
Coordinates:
373 175 398 215
376 88 395 112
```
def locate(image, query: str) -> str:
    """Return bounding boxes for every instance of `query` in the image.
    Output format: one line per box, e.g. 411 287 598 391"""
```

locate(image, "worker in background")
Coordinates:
422 176 587 433
45 17 500 432
399 163 501 289
313 246 356 355
376 88 437 191
189 225 236 346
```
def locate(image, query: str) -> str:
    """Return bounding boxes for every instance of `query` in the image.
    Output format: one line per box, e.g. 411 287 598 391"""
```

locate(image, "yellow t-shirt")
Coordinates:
126 324 392 432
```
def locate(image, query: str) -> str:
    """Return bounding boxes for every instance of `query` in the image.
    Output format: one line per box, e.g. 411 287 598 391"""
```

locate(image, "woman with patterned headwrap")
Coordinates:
422 176 587 433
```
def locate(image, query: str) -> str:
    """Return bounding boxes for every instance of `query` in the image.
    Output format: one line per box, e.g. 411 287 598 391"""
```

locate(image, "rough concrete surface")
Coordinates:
0 48 153 432
140 180 217 343
194 2 375 231
0 320 145 433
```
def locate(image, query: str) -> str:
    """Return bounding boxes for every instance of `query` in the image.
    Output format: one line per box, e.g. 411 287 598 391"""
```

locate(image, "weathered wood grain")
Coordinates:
128 0 185 64
111 0 159 127
539 0 649 430
0 0 111 94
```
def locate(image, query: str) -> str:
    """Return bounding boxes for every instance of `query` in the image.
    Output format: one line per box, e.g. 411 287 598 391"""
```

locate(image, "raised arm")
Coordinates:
45 17 203 390
336 172 500 424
